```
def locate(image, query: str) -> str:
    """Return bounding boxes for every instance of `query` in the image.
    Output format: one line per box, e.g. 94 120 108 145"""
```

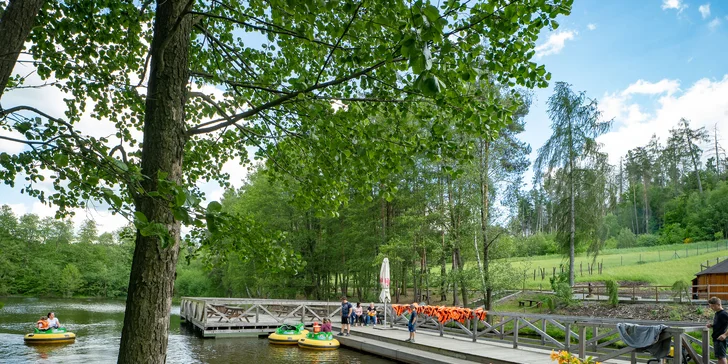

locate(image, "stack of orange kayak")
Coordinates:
391 304 487 324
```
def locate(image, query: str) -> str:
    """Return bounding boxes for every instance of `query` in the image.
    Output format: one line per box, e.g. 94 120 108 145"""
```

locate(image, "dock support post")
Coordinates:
578 325 586 359
513 318 519 349
472 316 477 342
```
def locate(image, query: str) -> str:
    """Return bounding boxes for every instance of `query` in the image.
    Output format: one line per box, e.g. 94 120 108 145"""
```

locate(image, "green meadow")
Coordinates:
510 240 728 289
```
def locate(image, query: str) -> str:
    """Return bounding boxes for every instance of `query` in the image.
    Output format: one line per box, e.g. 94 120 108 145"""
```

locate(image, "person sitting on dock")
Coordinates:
321 318 332 333
36 316 50 331
47 312 60 329
366 302 377 326
405 303 417 343
354 302 363 327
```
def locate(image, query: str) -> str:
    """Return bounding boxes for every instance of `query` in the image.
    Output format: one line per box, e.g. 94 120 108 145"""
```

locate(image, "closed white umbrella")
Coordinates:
379 258 391 326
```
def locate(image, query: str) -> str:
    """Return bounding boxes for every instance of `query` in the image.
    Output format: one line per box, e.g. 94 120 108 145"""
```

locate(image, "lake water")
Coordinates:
0 297 394 363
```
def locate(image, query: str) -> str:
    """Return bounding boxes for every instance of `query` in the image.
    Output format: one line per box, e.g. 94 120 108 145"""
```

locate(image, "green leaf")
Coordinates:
54 154 69 167
175 190 186 207
134 211 148 223
423 5 439 22
207 201 223 213
420 74 441 96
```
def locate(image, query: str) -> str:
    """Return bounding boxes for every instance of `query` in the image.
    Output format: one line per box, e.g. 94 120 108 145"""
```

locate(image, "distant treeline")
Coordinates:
0 205 134 297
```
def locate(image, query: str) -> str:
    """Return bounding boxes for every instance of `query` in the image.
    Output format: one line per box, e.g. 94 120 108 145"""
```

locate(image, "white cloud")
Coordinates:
662 0 688 13
534 30 576 58
687 57 694 63
699 4 711 19
598 75 728 165
621 79 680 96
709 17 721 29
587 23 597 31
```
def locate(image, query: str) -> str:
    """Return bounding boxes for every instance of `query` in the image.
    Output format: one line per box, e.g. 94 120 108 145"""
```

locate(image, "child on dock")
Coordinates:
405 303 417 343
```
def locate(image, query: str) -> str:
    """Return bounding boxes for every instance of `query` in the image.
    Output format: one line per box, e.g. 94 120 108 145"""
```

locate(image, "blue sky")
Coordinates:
522 0 728 178
2 0 727 232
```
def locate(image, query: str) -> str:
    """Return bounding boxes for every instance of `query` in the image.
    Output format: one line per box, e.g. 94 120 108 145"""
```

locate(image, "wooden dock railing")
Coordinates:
387 309 714 364
181 297 714 362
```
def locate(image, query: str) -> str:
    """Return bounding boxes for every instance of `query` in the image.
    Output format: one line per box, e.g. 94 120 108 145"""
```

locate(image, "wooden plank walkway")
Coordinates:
335 325 633 364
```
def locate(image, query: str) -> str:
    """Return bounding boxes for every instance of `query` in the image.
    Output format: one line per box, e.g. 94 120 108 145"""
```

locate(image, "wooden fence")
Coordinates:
388 309 714 363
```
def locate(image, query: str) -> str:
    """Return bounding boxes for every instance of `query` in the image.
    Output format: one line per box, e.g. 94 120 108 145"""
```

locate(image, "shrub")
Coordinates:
671 280 691 302
659 224 686 245
616 228 637 248
604 237 618 249
636 234 660 247
715 231 724 240
604 280 619 307
549 269 573 307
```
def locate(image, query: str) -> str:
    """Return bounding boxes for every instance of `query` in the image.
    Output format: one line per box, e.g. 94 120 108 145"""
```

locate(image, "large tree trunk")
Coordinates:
0 0 46 99
117 1 192 363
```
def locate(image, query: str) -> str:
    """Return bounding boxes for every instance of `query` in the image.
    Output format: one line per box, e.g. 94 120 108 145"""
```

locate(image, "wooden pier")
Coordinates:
180 297 715 363
180 297 343 337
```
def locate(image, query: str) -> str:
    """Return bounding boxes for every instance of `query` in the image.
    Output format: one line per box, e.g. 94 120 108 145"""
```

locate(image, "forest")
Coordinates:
3 86 727 311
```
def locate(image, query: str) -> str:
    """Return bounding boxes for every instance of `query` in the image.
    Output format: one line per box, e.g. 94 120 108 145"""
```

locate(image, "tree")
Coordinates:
535 82 611 286
0 0 46 98
58 263 83 297
0 1 572 362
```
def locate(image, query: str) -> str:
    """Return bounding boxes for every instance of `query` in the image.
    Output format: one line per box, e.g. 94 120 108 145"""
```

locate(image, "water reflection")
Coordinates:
0 297 393 363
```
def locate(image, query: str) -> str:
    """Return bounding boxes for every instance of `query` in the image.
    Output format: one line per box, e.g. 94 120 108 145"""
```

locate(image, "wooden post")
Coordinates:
673 331 683 364
541 320 546 345
580 262 582 277
553 267 556 278
513 318 519 349
592 326 599 351
630 351 637 364
472 314 477 342
703 328 711 364
655 286 658 302
255 305 259 323
533 269 536 280
621 256 623 266
439 320 444 337
565 322 571 352
578 325 586 359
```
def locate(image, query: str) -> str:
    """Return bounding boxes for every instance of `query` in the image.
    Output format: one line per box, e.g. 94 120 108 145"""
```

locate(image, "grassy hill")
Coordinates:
509 240 728 289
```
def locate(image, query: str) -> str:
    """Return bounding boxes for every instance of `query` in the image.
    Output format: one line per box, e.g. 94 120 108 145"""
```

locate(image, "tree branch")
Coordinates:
314 1 364 86
186 57 405 136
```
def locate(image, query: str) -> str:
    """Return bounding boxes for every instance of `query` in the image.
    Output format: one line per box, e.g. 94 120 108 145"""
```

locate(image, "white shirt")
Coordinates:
48 317 60 328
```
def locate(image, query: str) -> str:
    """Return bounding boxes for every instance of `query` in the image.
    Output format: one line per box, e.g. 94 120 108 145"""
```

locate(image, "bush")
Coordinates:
659 224 686 245
616 228 637 248
715 231 724 240
636 234 660 247
604 237 618 249
549 269 573 307
604 280 619 307
671 280 691 302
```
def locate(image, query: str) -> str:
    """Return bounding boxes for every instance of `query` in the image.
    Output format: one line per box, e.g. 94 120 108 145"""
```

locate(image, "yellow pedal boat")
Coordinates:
297 332 340 350
24 328 76 344
268 324 309 345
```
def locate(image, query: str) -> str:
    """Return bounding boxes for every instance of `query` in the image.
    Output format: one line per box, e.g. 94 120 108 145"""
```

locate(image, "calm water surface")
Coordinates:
0 297 394 363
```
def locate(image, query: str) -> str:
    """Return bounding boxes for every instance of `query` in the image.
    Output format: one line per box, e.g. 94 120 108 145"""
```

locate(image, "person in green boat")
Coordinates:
321 318 332 333
47 312 60 329
36 316 50 331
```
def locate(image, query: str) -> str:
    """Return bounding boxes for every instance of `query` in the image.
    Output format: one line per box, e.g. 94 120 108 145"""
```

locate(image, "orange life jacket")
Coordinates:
37 320 49 330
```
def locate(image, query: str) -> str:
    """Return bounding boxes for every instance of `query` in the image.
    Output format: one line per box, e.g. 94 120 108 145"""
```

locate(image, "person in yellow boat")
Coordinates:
36 316 49 331
47 312 60 329
321 318 332 333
